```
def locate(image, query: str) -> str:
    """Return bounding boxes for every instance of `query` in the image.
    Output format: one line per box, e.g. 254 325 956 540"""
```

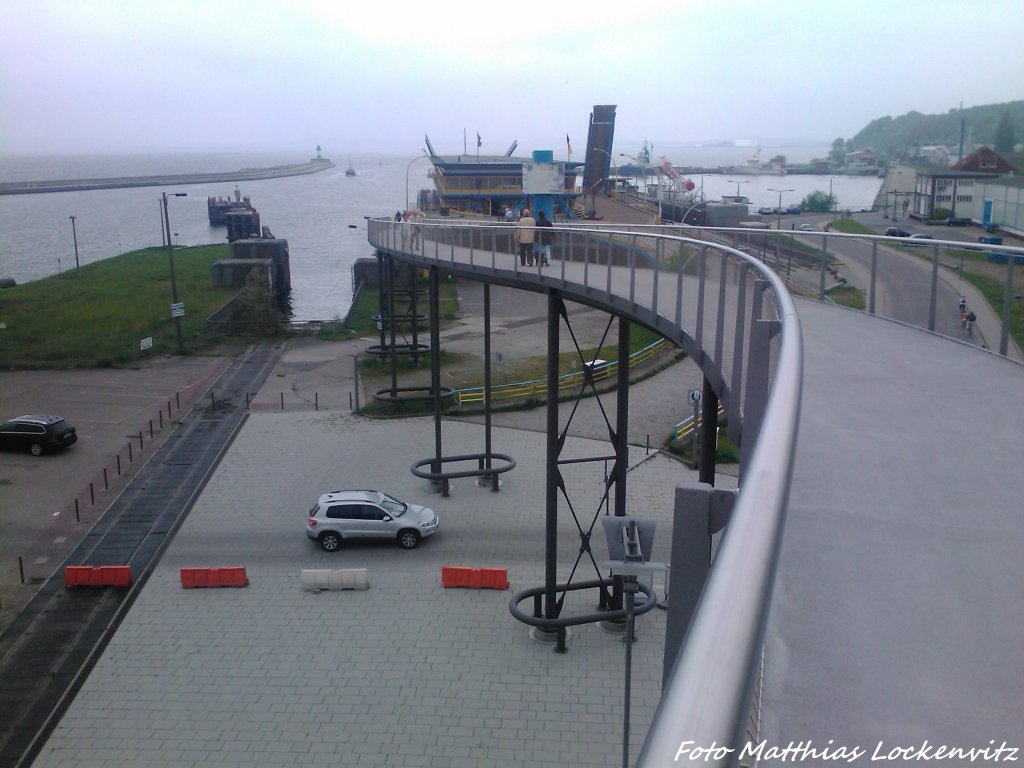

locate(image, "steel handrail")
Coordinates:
368 217 803 765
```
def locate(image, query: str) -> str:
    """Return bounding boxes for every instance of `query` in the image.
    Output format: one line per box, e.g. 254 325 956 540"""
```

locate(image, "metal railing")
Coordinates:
451 338 672 405
368 217 803 764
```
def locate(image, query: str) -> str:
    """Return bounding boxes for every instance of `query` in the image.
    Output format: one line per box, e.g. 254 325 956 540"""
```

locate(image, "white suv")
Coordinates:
306 490 439 551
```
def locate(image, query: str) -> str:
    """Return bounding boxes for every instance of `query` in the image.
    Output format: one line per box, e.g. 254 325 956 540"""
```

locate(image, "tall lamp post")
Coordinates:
405 150 429 212
161 192 187 353
592 148 618 195
726 179 750 199
620 152 660 222
828 176 837 219
68 215 80 272
767 187 795 269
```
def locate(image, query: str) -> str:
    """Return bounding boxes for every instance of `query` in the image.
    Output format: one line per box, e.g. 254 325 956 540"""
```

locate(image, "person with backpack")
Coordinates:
534 210 554 266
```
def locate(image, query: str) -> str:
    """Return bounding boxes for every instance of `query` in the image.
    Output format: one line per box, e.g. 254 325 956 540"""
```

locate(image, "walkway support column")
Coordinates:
544 293 560 625
699 377 719 486
430 266 446 495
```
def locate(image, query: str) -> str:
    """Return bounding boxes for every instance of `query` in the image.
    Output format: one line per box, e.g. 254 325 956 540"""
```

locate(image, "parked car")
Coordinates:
908 233 933 240
757 206 774 215
945 217 972 226
0 414 78 456
306 490 439 551
786 205 802 215
885 227 911 237
799 223 815 232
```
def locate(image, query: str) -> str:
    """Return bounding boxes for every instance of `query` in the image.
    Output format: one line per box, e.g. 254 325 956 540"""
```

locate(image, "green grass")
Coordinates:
0 245 238 368
826 285 867 310
828 218 875 235
960 269 1024 348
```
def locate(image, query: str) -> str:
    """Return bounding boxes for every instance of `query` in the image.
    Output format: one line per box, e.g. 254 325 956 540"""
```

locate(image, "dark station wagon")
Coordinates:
0 414 78 456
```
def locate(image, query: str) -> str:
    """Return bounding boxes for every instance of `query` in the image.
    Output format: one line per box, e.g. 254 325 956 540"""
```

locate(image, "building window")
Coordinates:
936 195 952 202
956 195 972 203
959 180 973 187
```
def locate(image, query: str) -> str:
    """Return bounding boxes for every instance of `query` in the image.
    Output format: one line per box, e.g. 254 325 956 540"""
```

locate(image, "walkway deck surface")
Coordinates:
17 274 1024 765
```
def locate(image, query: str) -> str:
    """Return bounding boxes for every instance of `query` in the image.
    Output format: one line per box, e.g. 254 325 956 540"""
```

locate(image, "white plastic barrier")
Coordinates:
301 568 369 591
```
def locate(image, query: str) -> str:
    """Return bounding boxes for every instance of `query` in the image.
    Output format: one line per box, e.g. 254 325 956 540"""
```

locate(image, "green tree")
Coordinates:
800 190 835 213
994 111 1016 153
829 138 846 164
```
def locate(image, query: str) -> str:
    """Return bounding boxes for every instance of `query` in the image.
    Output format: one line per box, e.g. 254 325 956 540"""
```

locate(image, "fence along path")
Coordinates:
370 217 803 762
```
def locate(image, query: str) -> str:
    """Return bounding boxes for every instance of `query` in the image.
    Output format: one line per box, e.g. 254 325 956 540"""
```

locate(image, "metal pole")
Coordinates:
869 240 878 315
483 283 496 490
162 192 185 352
699 377 719 486
928 249 939 331
430 267 444 493
544 294 560 624
1000 253 1014 357
69 216 80 272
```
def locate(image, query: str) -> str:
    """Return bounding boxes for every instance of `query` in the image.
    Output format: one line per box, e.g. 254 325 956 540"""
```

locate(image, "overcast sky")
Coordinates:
1 0 1020 157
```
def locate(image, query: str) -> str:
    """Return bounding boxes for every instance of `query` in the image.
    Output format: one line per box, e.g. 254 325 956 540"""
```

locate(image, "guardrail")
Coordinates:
369 217 803 764
452 338 672 405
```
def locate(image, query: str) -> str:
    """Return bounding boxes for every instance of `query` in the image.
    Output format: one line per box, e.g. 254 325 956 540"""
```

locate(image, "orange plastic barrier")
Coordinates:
441 566 508 590
64 565 132 588
180 566 249 588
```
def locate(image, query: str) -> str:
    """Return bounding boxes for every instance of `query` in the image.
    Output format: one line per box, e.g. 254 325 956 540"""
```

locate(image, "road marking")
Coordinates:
34 556 49 565
55 536 67 544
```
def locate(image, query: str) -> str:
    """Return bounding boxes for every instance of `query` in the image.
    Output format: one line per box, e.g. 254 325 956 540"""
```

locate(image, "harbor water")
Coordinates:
0 147 881 321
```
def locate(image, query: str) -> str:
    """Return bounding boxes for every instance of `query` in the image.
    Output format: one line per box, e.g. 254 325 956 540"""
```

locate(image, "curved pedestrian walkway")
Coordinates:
7 246 1024 766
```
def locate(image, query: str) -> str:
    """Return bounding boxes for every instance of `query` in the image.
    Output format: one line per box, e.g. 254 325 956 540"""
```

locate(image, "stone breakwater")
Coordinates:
0 159 335 195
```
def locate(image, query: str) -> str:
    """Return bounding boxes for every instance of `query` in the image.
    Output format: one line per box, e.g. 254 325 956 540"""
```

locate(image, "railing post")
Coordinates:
819 234 828 300
928 247 939 331
869 240 878 315
1000 250 1014 357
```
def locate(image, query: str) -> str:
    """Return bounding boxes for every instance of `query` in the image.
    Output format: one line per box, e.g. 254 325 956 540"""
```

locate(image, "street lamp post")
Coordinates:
405 150 429 212
69 216 80 272
161 192 187 353
726 179 750 199
828 176 837 219
592 148 617 195
768 187 795 268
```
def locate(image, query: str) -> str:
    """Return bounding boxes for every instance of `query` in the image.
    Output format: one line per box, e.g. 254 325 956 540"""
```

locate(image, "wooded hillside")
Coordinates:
851 100 1023 157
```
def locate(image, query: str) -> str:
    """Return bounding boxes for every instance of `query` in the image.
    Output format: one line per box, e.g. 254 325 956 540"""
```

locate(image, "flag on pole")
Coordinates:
476 133 482 149
566 134 572 158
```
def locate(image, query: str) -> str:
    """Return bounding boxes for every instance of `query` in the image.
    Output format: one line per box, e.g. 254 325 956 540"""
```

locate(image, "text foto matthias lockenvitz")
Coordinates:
674 739 1020 763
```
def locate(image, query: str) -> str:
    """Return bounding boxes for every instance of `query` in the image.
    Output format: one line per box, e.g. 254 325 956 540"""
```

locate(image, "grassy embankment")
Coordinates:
829 217 1023 346
0 245 239 369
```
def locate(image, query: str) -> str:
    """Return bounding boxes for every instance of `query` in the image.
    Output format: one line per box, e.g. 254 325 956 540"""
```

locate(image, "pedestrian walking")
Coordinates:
516 208 536 266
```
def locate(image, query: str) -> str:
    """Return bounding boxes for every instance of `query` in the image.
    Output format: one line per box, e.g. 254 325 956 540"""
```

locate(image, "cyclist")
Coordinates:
958 294 967 313
966 310 976 335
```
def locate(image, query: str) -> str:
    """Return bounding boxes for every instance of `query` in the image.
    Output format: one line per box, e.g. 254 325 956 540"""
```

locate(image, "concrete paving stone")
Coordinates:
34 414 684 767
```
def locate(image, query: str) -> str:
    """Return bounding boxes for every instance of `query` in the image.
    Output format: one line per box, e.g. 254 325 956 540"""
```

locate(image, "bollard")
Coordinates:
90 482 95 506
149 420 154 439
138 430 144 450
159 410 163 429
117 454 121 476
19 556 25 584
75 498 80 522
211 392 216 412
315 392 319 411
167 401 172 420
128 442 133 463
245 392 250 409
280 392 284 411
103 467 109 490
176 392 180 409
349 392 353 409
646 434 650 454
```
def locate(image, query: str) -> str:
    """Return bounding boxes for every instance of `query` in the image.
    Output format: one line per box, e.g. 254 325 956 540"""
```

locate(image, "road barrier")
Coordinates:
179 566 249 588
441 566 509 590
64 565 132 588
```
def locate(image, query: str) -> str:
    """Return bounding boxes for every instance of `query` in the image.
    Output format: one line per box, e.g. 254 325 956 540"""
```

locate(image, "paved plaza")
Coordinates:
32 413 702 767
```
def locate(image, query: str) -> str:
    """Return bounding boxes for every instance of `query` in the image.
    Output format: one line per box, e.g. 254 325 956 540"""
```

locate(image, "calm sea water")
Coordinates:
0 146 880 321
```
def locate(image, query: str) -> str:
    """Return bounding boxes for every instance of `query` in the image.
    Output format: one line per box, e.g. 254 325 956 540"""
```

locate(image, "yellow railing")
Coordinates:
453 339 671 405
672 404 726 440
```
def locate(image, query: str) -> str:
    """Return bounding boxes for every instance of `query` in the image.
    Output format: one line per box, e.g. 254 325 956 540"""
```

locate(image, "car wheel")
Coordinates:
30 443 44 457
319 532 342 552
398 530 420 549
